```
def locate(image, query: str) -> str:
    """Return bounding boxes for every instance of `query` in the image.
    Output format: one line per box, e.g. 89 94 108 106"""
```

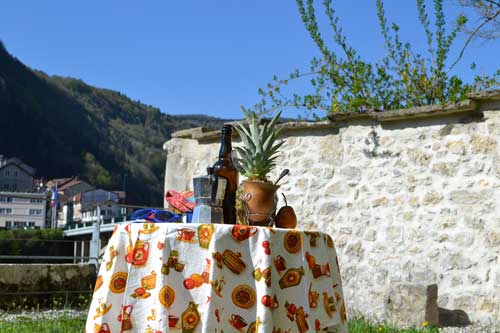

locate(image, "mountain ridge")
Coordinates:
0 41 229 205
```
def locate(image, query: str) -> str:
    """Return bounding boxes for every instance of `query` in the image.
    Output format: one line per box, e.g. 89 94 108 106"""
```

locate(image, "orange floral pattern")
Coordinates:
86 223 348 333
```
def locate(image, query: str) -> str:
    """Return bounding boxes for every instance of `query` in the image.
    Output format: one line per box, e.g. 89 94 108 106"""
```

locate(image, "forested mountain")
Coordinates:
0 42 228 205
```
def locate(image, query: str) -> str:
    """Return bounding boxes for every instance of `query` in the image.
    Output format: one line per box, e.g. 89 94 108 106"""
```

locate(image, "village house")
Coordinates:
0 155 46 229
59 188 129 228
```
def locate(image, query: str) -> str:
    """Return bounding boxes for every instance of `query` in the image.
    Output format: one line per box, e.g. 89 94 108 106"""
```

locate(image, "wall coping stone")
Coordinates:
167 90 500 145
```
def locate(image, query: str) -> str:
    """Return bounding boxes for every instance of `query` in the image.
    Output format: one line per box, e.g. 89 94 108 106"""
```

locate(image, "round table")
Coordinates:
86 223 348 333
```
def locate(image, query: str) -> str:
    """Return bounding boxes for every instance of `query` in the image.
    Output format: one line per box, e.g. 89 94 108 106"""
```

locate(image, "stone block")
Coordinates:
301 158 314 169
363 229 377 241
384 283 439 327
463 216 485 230
494 270 500 286
325 181 346 195
407 148 432 167
454 232 475 247
409 196 420 207
295 178 308 190
402 211 415 221
446 140 466 155
319 201 343 215
372 197 389 207
339 166 361 181
386 226 404 243
477 298 498 313
423 191 444 205
449 190 489 205
485 231 500 247
470 135 497 154
345 241 364 260
463 161 485 176
319 135 343 164
432 162 458 176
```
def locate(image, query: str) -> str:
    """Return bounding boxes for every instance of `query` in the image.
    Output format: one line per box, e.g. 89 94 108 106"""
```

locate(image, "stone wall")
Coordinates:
163 92 500 326
0 264 96 308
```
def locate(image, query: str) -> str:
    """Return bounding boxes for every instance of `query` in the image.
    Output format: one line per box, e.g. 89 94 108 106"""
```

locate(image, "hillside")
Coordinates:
0 42 228 205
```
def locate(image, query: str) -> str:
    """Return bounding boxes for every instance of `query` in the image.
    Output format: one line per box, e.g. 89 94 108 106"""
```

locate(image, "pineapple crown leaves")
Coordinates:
233 108 284 181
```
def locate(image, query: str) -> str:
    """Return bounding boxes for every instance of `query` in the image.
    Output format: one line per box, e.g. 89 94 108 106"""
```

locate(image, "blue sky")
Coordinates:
1 1 499 119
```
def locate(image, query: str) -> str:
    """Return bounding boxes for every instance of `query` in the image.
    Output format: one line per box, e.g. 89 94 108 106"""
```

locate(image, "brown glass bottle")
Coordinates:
213 124 239 224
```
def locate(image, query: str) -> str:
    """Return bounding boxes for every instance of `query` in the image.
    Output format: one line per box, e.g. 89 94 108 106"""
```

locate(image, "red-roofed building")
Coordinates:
46 176 94 205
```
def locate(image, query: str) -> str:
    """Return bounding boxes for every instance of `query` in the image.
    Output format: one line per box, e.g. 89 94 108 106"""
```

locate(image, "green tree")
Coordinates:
251 0 500 118
83 152 113 189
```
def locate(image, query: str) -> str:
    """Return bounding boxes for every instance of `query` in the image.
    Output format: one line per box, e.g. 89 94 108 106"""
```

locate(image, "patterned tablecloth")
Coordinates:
86 223 348 333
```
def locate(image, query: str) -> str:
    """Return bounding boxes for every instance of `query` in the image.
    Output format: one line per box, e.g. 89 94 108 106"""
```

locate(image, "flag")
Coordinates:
51 185 58 208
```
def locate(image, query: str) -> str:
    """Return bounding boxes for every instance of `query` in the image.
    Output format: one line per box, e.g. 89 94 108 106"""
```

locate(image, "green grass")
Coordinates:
0 315 86 333
349 317 439 333
0 316 438 333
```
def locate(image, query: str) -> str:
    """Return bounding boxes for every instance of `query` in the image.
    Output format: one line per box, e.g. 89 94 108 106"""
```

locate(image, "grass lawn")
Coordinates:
0 315 86 333
0 315 438 333
349 317 439 333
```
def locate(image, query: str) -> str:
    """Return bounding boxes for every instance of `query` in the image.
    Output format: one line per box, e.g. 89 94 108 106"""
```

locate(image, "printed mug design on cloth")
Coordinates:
168 314 180 329
231 225 258 242
228 313 248 332
177 227 197 243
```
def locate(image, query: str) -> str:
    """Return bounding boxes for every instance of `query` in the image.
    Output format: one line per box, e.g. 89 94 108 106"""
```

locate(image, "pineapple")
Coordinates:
233 108 284 183
233 108 285 225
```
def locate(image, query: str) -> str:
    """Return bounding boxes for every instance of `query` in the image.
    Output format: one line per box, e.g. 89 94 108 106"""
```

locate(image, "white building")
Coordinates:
81 200 129 224
59 188 130 228
0 191 47 229
0 156 46 229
